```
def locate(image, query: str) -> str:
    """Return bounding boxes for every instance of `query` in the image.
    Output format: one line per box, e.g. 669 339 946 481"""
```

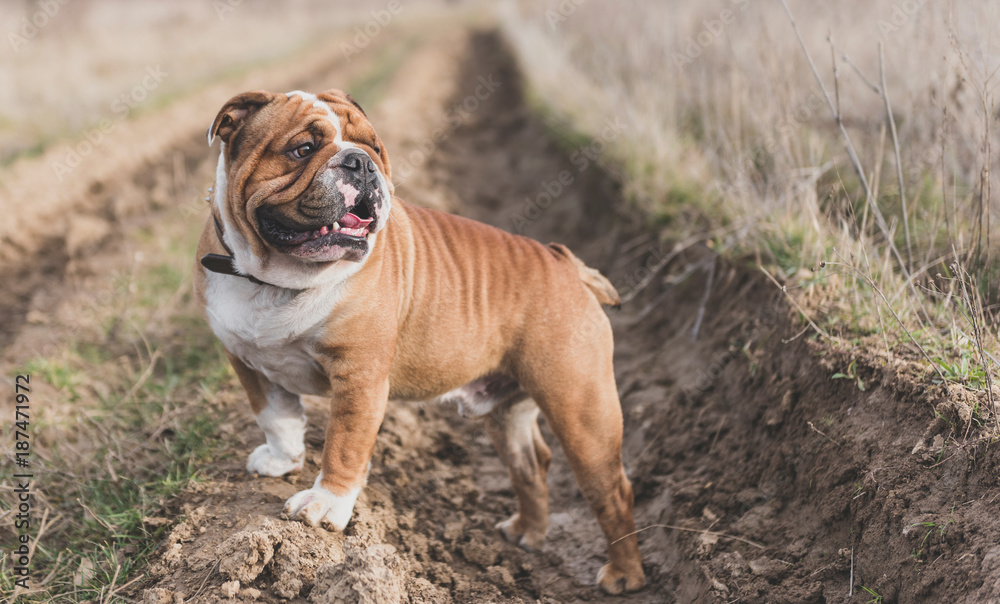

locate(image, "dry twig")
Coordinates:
610 523 764 549
778 0 922 307
825 257 947 383
692 255 717 340
759 264 833 342
807 421 842 447
879 42 913 269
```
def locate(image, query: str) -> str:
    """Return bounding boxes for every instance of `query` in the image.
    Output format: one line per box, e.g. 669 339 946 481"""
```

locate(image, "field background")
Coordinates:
1 1 998 602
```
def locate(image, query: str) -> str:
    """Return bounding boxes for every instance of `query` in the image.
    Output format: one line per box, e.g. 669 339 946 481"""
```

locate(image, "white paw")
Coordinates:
246 444 303 477
496 515 546 551
283 479 360 531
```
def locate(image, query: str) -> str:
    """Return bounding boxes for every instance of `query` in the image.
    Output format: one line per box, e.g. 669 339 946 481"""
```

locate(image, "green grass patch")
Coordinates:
1 327 234 602
0 210 237 602
1 19 429 600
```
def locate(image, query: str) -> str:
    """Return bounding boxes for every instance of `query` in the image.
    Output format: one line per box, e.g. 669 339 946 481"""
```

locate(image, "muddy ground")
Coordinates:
4 21 1000 604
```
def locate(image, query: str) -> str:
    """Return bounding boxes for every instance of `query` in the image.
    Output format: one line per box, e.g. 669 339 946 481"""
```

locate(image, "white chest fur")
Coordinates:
204 272 344 396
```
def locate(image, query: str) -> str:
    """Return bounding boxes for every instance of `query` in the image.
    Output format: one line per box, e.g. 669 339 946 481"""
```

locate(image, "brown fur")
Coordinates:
194 89 645 594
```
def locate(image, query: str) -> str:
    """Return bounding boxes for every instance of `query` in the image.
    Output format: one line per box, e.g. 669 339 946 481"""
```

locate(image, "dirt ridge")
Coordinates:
0 26 401 352
3 19 998 604
136 28 1000 604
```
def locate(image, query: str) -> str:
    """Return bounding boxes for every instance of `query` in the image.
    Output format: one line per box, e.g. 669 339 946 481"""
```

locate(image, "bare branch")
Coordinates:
879 42 913 270
778 0 922 305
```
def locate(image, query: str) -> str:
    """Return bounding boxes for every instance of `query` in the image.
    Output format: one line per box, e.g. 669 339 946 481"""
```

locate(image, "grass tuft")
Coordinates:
498 0 999 422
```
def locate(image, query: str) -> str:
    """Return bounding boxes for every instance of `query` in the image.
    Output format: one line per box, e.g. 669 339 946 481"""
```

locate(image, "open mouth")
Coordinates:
268 212 373 245
257 201 376 259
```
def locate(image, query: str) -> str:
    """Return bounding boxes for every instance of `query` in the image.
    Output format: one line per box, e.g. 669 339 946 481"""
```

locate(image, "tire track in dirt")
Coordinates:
78 24 1000 604
432 31 1000 604
0 26 412 353
6 16 1000 604
134 25 678 604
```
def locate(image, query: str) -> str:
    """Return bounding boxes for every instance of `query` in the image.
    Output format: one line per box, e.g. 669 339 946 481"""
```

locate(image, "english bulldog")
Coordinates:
193 89 646 594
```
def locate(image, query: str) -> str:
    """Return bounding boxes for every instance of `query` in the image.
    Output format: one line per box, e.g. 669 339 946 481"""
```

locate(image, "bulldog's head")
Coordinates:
207 89 392 287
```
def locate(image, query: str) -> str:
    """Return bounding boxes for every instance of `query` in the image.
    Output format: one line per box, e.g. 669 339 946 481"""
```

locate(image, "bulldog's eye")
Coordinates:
373 145 381 154
291 142 316 159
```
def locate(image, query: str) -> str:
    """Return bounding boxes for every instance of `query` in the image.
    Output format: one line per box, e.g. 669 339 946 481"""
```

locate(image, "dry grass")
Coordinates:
0 4 453 601
0 183 240 601
499 0 999 402
2 3 997 600
0 0 450 164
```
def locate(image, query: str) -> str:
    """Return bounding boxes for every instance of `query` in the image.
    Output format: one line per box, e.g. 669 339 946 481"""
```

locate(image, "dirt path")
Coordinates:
0 19 425 352
4 19 1000 604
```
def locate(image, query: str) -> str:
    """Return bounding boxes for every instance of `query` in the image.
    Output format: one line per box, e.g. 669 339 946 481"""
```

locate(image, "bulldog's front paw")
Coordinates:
283 481 360 531
246 444 303 477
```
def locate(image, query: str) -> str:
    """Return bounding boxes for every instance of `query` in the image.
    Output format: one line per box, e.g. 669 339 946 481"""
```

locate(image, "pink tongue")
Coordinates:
339 213 373 229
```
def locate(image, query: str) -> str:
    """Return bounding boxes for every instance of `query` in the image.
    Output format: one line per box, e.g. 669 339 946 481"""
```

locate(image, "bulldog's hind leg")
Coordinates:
536 376 645 594
484 397 552 551
518 316 646 594
227 352 306 476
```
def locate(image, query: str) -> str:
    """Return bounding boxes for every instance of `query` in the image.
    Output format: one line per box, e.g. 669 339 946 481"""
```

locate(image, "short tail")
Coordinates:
547 243 621 307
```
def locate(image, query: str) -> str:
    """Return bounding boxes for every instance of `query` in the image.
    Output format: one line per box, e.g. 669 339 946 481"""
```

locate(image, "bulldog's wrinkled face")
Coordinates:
207 89 392 272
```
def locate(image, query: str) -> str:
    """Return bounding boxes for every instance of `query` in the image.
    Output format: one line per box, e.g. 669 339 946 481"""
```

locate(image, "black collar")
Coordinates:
199 214 274 287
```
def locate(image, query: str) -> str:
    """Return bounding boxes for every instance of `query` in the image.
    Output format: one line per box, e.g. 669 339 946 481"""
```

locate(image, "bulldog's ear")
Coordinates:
207 90 274 146
343 93 367 117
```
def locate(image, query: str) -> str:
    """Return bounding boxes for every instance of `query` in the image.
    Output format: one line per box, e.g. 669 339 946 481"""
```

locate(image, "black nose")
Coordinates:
340 153 378 175
337 150 379 189
341 154 363 171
